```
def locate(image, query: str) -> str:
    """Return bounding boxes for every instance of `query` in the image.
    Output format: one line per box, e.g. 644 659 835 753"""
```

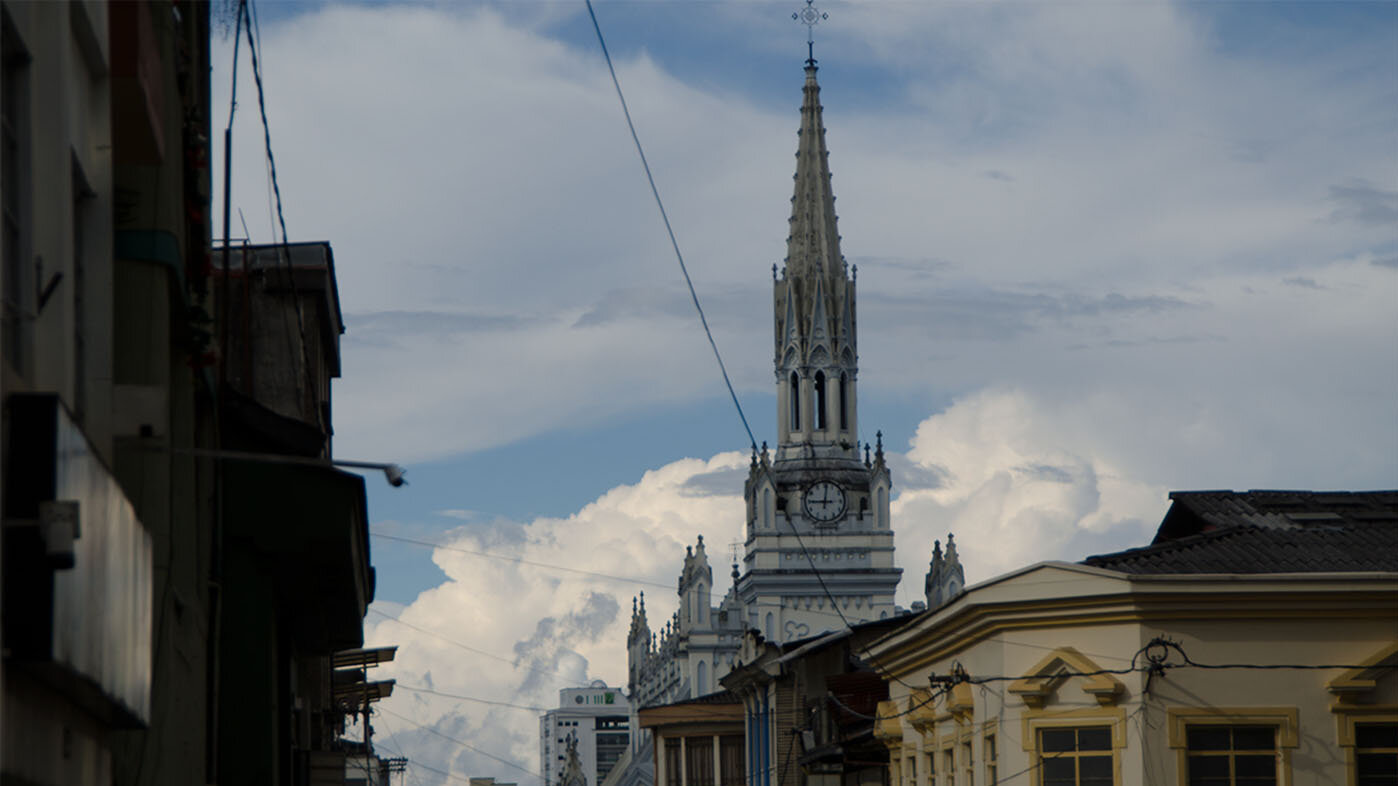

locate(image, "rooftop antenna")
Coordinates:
794 0 828 66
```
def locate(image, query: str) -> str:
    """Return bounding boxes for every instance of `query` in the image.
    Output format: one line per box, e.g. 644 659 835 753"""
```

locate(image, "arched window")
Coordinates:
839 373 848 430
763 488 772 529
814 371 827 430
697 660 708 694
789 372 800 430
765 612 774 640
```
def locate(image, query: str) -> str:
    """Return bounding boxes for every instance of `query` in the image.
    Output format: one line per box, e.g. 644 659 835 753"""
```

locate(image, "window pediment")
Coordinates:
1008 647 1124 709
1328 641 1398 706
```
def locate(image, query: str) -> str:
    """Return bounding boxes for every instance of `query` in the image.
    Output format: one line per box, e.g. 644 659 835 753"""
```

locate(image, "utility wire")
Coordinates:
242 0 325 435
781 514 923 692
378 706 545 782
367 607 586 683
370 531 883 626
370 532 673 590
393 682 547 713
374 715 428 786
583 0 757 452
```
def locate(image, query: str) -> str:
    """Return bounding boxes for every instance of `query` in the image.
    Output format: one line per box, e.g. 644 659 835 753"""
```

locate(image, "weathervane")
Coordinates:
793 0 828 66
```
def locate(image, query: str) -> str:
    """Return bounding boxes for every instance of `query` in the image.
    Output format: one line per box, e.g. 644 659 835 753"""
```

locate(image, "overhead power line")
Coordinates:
393 683 547 713
366 608 582 684
370 532 674 589
582 0 758 452
377 706 545 782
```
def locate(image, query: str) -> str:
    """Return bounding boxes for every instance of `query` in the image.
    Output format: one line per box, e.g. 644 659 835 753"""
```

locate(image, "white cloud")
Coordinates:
893 389 1163 587
216 3 1396 467
364 451 746 784
366 383 1185 784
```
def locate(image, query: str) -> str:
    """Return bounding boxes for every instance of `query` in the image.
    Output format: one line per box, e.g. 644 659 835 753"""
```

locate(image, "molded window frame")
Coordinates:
1335 708 1398 786
1165 707 1298 786
1018 707 1127 786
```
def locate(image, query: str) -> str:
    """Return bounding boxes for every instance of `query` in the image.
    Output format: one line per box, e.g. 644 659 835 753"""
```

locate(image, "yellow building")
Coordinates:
864 490 1398 786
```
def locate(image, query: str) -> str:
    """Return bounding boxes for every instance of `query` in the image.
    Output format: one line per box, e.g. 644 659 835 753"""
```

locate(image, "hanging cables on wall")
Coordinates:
834 636 1397 725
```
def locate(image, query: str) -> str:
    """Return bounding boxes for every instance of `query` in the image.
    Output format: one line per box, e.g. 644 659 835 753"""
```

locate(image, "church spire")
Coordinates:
774 62 858 462
785 63 844 284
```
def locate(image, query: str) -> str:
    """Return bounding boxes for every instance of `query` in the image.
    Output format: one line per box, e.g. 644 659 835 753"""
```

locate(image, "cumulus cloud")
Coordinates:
366 385 1191 783
892 389 1163 586
362 452 746 783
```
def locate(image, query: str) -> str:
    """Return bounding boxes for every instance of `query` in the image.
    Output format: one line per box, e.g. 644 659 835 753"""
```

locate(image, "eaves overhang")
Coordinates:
863 562 1398 680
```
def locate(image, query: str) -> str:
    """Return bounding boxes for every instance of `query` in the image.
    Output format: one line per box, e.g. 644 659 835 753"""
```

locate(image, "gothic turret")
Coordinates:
925 534 965 609
677 536 713 633
626 592 650 694
774 62 858 462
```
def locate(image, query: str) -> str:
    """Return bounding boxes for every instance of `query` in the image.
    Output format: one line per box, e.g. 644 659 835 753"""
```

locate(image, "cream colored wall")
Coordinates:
872 566 1398 786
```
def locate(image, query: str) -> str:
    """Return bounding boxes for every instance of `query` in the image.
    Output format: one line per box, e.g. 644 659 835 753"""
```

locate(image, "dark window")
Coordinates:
1357 723 1398 786
1185 725 1276 786
790 372 800 430
815 371 827 429
1040 726 1113 786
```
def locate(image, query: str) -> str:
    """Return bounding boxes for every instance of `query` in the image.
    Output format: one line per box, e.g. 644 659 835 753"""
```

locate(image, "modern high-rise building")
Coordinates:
540 682 632 786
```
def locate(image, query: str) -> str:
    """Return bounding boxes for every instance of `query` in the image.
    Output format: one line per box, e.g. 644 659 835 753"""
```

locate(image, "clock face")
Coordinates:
803 480 847 522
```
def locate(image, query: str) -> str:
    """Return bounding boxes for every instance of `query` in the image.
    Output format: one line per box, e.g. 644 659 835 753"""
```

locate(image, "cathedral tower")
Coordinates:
737 61 901 641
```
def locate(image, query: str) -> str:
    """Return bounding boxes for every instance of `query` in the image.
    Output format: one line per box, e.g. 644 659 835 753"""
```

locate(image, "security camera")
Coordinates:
384 464 408 487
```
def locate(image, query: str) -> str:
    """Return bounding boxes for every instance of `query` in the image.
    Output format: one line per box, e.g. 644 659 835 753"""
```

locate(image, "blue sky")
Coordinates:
214 1 1397 782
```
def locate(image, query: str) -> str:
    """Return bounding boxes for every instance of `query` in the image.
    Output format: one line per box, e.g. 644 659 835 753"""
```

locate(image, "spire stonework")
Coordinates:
774 61 859 461
737 60 901 641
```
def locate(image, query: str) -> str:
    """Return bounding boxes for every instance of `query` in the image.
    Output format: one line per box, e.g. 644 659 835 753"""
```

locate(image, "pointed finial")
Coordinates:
875 430 884 458
864 442 871 466
793 0 828 67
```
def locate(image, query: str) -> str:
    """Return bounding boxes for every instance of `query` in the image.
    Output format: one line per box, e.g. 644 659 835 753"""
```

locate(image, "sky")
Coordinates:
213 1 1397 783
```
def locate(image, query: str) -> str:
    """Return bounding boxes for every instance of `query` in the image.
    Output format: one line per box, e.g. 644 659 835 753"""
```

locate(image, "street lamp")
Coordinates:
152 445 408 487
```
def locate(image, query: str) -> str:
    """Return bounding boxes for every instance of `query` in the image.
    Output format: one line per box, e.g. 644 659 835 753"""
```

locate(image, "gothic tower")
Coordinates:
737 61 901 641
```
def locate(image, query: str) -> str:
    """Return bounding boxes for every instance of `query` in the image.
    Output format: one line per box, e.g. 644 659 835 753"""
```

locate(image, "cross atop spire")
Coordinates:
793 0 828 66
